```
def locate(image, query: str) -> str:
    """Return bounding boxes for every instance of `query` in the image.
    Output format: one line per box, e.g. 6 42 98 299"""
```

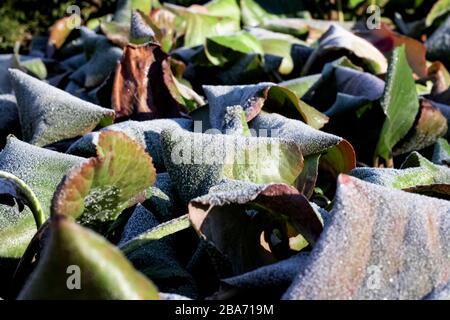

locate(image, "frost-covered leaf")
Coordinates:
67 118 192 172
0 55 14 94
9 69 114 147
375 45 420 163
284 175 450 300
302 25 388 75
0 94 19 147
426 16 450 71
69 37 123 88
204 83 328 130
0 137 83 259
188 180 323 274
351 152 450 191
118 205 197 298
249 112 345 157
303 63 384 113
161 127 303 203
213 252 309 299
18 215 159 300
130 10 156 44
433 138 450 165
250 112 356 196
52 131 156 230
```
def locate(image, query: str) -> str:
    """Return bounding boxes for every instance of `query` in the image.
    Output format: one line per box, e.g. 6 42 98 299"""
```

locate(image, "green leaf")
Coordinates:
375 45 420 162
164 0 240 48
205 31 264 66
425 0 450 26
120 214 191 255
9 69 114 147
302 25 388 75
18 215 159 300
52 131 156 230
114 0 153 24
295 154 320 199
352 152 450 191
249 27 306 75
13 44 47 80
240 0 308 27
280 74 321 99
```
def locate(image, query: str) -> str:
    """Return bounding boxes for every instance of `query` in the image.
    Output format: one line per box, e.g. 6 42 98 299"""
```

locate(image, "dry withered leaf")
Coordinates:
112 42 189 121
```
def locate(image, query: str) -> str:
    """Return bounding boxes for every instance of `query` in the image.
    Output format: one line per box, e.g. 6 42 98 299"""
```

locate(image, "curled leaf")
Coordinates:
188 180 323 274
302 25 388 75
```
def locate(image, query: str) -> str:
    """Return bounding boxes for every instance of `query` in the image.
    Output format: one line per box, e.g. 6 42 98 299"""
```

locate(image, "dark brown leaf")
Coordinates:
112 43 189 121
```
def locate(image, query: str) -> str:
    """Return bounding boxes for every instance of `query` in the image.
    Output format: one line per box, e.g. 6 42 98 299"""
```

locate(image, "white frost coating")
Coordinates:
67 118 192 171
203 83 275 130
249 112 342 155
351 162 450 189
160 127 302 204
0 137 83 257
130 11 155 40
118 204 197 298
284 175 450 300
9 69 115 147
222 252 309 289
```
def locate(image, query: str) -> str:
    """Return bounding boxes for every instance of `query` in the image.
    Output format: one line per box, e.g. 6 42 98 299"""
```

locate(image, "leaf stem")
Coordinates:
337 0 344 22
0 170 45 229
119 214 192 255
